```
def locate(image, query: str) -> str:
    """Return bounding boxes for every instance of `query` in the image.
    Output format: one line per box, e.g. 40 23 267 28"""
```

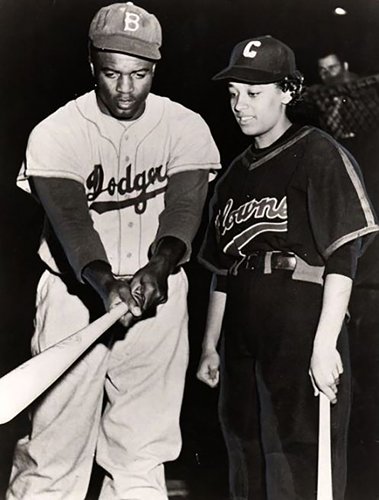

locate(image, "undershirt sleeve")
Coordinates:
213 274 228 293
32 176 109 282
151 169 209 265
324 238 362 279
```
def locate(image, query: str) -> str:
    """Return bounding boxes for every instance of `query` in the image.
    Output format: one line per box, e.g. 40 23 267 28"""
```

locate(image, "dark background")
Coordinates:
1 0 379 498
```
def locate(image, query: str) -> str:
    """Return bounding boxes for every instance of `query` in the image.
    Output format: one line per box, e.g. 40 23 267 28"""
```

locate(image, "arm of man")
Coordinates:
129 169 209 313
197 275 227 388
33 176 141 326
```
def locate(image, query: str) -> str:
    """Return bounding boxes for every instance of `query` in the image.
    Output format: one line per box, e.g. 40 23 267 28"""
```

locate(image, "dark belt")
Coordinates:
230 251 297 274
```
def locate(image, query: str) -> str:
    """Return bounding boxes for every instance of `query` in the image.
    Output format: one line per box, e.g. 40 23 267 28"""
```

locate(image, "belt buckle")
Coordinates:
272 253 297 271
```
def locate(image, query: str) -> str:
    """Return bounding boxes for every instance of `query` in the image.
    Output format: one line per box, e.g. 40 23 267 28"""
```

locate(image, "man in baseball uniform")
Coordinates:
6 3 220 499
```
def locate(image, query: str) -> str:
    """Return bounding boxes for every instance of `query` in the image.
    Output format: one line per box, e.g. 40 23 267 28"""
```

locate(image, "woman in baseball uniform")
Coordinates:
197 36 378 500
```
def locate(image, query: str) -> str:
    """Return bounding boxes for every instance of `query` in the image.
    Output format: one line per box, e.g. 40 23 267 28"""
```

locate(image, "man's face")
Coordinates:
228 82 291 146
92 50 155 120
318 54 345 84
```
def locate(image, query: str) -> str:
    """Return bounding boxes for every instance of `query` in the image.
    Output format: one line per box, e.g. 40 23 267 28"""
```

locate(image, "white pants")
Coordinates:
7 269 189 500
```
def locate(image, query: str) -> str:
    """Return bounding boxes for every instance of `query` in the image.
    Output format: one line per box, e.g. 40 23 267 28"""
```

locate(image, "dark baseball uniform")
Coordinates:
199 124 378 500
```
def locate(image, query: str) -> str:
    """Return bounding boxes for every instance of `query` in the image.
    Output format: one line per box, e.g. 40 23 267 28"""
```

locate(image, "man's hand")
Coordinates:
82 260 142 328
130 236 186 315
197 350 220 388
130 256 170 313
105 279 143 328
309 344 343 404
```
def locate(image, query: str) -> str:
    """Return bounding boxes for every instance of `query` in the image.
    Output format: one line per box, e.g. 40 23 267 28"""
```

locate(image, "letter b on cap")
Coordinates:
124 11 140 32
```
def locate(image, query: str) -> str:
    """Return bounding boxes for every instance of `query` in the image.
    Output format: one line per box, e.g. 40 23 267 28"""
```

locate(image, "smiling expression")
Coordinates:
228 82 292 147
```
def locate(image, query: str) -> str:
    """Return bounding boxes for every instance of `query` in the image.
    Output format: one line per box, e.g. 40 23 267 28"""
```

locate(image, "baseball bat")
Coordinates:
317 393 333 500
0 302 129 425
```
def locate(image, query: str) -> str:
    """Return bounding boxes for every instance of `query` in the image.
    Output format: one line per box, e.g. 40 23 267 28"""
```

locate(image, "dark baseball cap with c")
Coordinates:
213 35 297 84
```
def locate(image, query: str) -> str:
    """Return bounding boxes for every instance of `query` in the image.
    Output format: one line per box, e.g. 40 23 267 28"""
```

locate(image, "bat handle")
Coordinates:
317 393 333 500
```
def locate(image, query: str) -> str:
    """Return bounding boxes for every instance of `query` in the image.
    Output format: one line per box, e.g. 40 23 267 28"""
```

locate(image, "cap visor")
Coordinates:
91 34 161 61
212 66 285 84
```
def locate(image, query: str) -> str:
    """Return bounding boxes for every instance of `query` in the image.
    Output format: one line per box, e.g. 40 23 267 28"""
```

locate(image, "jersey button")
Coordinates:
128 222 134 228
127 252 132 258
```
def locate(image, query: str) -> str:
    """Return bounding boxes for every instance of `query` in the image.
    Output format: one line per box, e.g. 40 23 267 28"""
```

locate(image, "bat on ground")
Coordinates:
0 302 129 425
317 393 333 500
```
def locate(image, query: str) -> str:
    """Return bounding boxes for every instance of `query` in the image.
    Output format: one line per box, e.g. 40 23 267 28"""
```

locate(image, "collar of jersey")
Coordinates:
74 91 164 143
243 125 314 171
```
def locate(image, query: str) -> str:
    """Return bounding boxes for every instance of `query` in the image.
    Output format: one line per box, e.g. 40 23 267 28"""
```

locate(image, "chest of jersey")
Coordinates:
216 151 298 257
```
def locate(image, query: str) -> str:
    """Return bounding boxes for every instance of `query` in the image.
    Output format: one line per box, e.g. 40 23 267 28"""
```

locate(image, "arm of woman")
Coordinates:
197 276 227 388
309 273 352 404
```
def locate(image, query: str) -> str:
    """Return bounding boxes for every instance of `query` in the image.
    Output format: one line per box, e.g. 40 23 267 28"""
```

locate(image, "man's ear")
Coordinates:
343 61 349 72
89 61 95 77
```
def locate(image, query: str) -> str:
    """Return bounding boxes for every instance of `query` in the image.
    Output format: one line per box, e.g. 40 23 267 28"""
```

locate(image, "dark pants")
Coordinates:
219 269 351 500
346 287 379 500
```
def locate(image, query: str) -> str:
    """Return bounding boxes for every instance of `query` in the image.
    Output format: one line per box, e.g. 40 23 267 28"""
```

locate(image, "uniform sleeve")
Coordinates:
151 170 209 265
17 119 86 193
167 110 221 178
306 132 379 259
198 178 234 276
325 238 361 279
32 177 109 282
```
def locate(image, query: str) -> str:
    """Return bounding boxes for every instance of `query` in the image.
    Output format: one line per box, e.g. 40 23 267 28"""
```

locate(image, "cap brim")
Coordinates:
212 65 286 84
91 34 161 61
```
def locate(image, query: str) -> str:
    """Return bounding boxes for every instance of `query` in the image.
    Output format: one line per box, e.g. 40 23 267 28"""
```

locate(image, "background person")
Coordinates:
317 51 358 85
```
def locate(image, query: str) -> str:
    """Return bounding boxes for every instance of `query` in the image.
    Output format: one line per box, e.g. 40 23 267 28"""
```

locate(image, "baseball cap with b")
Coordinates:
213 35 297 84
89 2 162 60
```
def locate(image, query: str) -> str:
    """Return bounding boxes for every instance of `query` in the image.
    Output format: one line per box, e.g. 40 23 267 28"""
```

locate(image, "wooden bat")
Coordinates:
0 302 129 425
317 393 333 500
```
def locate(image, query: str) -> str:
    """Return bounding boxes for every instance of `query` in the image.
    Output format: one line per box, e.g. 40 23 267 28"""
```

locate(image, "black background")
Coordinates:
1 0 379 498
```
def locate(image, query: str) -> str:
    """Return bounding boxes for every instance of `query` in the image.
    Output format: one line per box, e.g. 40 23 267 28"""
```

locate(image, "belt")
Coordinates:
230 251 297 275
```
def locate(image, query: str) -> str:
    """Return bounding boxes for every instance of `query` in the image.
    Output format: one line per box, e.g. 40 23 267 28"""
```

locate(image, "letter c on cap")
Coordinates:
243 40 262 59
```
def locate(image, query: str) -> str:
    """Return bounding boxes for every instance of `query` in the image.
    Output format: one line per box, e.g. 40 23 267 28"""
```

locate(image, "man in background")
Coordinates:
317 51 357 85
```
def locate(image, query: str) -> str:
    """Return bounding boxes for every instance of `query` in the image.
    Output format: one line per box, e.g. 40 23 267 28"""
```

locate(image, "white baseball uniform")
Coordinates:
7 90 220 500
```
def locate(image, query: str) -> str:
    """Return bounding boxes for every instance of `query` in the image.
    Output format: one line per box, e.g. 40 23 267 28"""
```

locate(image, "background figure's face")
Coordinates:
228 82 291 147
318 54 346 83
92 51 155 120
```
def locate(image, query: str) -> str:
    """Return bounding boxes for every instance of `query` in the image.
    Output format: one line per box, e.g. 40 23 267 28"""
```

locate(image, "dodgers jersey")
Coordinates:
18 91 221 276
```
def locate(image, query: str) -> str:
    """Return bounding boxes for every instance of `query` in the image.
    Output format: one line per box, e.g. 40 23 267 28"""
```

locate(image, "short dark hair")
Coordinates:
317 51 346 64
276 71 304 105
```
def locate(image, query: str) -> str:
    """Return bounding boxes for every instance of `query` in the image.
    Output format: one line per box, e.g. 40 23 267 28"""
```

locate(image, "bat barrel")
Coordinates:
0 303 128 424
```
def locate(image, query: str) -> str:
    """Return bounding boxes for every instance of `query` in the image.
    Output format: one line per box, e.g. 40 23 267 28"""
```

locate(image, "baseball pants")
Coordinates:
219 268 351 500
6 268 189 500
346 286 379 500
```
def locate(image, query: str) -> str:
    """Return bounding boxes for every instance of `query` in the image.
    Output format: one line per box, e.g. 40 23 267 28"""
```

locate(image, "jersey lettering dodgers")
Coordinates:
17 91 221 277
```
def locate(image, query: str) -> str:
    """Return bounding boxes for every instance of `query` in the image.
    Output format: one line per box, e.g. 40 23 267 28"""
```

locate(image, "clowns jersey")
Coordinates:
200 125 379 275
18 91 221 277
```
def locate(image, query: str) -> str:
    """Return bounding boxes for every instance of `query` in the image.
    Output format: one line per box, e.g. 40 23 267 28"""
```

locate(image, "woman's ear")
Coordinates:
282 90 293 105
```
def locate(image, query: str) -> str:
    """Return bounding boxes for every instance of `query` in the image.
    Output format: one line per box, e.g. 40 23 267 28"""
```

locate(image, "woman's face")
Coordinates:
228 82 291 147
